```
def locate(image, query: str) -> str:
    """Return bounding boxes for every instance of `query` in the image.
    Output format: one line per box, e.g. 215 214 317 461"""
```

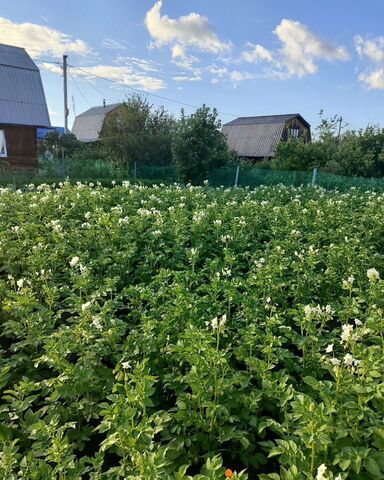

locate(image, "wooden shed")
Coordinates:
222 114 311 161
0 43 51 169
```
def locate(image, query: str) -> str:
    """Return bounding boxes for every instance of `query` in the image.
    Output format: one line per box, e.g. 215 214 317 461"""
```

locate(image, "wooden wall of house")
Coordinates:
1 125 37 169
100 106 127 137
282 117 311 142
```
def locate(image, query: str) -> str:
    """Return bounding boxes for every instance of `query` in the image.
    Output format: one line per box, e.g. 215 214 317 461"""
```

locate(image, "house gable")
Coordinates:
222 114 311 159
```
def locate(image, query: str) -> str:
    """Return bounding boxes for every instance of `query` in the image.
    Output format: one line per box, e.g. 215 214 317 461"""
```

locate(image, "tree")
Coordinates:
38 131 82 158
273 138 323 171
101 95 175 170
171 105 231 183
272 111 384 178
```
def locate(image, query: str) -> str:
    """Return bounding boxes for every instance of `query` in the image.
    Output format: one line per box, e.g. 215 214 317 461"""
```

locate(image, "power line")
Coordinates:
35 59 62 65
68 67 114 103
68 63 240 117
68 68 92 107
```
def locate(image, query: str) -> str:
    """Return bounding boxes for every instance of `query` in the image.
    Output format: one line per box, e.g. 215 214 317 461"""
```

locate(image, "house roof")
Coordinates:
0 43 51 127
222 114 310 157
71 103 123 142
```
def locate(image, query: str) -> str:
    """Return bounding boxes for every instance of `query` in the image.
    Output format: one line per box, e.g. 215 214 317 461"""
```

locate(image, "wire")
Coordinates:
68 68 92 107
35 59 62 65
69 67 114 103
68 64 240 117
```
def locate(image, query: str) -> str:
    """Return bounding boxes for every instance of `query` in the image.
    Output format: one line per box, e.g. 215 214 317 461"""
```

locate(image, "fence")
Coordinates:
2 158 384 191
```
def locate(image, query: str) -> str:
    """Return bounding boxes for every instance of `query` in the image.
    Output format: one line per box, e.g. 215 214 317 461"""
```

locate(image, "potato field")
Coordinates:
0 182 383 479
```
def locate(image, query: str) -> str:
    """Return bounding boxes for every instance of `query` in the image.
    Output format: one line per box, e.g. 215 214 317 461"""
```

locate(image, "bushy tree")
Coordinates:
38 131 82 158
273 138 324 171
172 105 231 183
101 95 175 170
273 111 384 177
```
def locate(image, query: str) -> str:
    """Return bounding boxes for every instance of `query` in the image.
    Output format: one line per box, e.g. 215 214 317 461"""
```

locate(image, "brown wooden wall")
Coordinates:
282 118 311 142
1 125 37 169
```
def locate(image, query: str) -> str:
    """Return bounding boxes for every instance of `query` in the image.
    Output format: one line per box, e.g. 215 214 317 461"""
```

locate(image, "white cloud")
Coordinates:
0 17 92 58
115 55 159 72
207 65 228 76
242 43 273 63
145 1 231 53
171 43 199 70
274 19 349 77
355 35 384 63
206 64 228 84
40 63 63 75
355 35 384 89
173 74 202 82
41 63 166 91
103 38 128 51
172 44 186 59
359 69 384 89
230 70 257 83
75 65 166 91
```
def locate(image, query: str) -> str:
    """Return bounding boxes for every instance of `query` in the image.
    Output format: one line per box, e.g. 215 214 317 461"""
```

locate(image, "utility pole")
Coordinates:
337 116 343 140
63 54 69 133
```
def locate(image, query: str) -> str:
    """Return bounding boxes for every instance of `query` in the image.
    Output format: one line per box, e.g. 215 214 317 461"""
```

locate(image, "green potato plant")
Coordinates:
0 181 383 479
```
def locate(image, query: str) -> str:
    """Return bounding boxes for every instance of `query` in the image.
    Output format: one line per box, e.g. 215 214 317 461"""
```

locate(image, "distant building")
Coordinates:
71 103 124 142
0 43 50 168
222 114 311 161
37 126 65 141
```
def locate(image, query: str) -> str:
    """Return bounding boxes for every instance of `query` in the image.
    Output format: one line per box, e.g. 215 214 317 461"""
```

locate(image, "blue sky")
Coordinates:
1 0 384 131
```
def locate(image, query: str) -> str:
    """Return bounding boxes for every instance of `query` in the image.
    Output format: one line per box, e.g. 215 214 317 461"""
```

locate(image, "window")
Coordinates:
0 130 7 158
288 128 300 139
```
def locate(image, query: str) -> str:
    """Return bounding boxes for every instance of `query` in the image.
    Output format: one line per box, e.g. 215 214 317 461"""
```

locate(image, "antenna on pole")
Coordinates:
72 95 76 117
63 54 69 132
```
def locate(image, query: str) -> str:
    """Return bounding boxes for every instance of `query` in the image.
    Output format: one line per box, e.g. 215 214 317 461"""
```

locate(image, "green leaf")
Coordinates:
364 458 382 477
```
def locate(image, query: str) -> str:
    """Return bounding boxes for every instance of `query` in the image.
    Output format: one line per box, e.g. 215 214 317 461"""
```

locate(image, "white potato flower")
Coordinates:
81 301 92 311
210 314 227 331
340 324 353 344
343 353 354 366
69 256 80 268
330 358 341 366
316 464 328 480
367 268 380 282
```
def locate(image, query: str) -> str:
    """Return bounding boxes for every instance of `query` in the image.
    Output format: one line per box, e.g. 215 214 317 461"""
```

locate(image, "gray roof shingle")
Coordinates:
222 114 310 157
0 43 51 127
223 114 310 127
71 103 123 142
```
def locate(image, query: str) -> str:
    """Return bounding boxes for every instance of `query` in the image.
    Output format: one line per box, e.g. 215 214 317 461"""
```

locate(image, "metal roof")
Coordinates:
222 114 310 158
224 114 310 128
71 103 123 142
0 43 51 127
222 123 285 158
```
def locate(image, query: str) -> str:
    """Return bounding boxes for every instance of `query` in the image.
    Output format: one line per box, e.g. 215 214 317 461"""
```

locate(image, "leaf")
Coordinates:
240 437 250 450
175 464 189 479
364 458 382 477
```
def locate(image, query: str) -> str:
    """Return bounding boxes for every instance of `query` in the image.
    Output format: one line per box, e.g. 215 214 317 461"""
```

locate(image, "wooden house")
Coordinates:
222 114 311 161
0 43 51 168
71 103 125 142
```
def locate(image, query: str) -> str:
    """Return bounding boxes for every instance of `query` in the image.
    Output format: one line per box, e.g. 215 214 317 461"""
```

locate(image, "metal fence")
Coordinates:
2 159 384 191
